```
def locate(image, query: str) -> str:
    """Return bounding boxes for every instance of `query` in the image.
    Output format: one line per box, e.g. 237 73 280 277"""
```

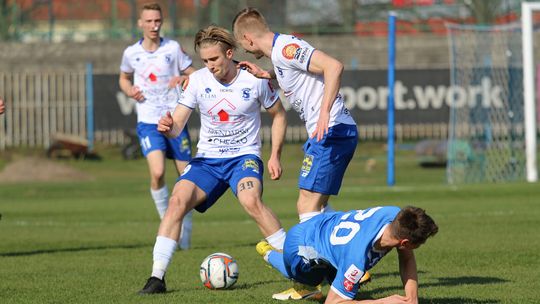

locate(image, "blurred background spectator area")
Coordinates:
0 0 528 42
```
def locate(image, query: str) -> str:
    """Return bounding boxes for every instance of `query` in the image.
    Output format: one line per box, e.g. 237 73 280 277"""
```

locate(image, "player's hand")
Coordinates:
168 75 188 88
157 111 174 134
311 111 330 142
267 155 282 180
237 61 271 79
129 85 145 102
0 97 5 115
379 294 412 304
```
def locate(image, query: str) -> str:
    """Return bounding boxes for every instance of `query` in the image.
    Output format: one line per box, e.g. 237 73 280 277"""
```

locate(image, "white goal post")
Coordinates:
522 2 540 182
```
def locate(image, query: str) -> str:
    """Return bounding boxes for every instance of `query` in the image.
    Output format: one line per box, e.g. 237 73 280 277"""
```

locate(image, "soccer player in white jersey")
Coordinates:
233 7 363 299
119 3 195 250
258 206 438 303
138 25 288 294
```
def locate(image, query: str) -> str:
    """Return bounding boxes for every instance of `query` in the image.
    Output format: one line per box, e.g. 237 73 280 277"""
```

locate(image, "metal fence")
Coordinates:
0 71 87 150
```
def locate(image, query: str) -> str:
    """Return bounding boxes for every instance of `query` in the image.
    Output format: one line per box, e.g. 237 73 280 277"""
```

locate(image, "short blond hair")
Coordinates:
194 25 237 53
232 7 270 37
141 3 162 16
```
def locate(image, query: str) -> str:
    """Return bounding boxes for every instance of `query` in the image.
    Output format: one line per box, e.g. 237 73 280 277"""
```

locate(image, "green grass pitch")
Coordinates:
0 143 539 303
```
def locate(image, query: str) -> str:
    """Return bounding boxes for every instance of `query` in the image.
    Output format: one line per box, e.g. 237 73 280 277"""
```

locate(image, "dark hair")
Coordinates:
391 206 438 245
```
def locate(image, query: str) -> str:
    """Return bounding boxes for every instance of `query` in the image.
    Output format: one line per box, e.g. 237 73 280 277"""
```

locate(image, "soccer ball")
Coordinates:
200 252 239 289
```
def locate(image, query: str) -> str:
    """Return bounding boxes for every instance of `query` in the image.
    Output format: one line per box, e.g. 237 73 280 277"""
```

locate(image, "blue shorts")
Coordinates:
136 122 191 161
178 154 264 213
299 124 358 195
283 223 337 286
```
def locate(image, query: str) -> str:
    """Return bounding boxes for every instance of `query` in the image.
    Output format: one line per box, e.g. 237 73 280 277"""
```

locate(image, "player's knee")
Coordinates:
168 196 190 218
240 196 264 216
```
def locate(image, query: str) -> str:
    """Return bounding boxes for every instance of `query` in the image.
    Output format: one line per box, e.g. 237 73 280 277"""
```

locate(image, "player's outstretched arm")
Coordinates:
157 104 192 138
325 289 411 304
237 61 275 79
397 248 419 304
265 99 287 180
307 50 344 141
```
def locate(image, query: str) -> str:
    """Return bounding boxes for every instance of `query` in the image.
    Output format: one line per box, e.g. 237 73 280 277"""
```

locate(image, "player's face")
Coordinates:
199 44 234 81
139 9 162 40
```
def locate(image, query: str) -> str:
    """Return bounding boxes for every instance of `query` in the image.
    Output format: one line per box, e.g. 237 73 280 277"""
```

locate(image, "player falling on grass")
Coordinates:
119 3 196 250
138 25 288 294
232 7 366 300
257 206 438 304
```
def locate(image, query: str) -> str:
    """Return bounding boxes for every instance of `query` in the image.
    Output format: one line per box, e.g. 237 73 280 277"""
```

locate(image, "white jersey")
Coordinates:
271 34 355 135
120 37 193 124
179 68 279 158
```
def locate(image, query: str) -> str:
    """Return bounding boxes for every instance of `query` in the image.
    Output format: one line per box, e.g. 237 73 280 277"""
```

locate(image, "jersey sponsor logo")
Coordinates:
208 136 248 145
242 88 251 100
344 264 362 283
282 43 300 60
242 159 260 173
219 147 241 154
300 154 313 177
200 88 217 99
149 72 157 82
295 47 310 64
208 99 242 124
217 109 230 122
343 278 355 292
207 127 249 137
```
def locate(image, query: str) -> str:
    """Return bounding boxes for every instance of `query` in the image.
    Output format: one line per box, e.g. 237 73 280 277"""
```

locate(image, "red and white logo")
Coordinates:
344 264 363 283
343 279 354 292
282 43 300 60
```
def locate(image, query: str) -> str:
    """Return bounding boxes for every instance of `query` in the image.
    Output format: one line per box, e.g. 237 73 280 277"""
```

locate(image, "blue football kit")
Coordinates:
268 206 401 300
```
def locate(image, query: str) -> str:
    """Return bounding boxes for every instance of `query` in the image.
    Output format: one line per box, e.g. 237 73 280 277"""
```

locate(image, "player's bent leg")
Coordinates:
297 189 330 223
146 150 168 218
140 181 206 295
236 177 283 237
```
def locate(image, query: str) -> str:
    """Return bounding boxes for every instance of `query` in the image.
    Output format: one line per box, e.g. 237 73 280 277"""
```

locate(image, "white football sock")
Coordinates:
179 210 193 250
299 212 320 223
150 186 169 219
321 203 335 213
266 228 286 250
151 236 177 280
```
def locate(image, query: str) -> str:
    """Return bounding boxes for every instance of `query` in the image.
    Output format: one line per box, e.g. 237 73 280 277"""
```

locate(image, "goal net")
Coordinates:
446 22 525 184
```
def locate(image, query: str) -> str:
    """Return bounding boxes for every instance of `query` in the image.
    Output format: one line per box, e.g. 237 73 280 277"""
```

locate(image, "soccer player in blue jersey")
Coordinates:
233 7 362 299
119 3 196 250
257 206 438 303
138 25 288 294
